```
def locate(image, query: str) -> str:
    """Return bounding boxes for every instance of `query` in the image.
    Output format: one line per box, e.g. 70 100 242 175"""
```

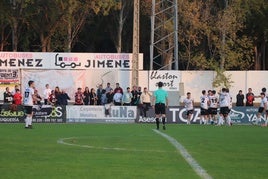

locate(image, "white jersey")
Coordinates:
183 98 194 110
209 95 218 108
260 97 267 108
24 87 34 106
219 92 229 107
43 88 52 99
200 95 209 109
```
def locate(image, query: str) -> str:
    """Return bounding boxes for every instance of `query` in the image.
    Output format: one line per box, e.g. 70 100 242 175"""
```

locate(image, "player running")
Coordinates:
252 92 267 125
183 92 194 124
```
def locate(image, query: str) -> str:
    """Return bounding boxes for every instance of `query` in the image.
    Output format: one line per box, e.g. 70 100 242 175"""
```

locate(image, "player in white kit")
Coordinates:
208 90 218 124
183 92 194 124
218 88 230 126
253 92 267 125
24 80 36 129
200 90 209 124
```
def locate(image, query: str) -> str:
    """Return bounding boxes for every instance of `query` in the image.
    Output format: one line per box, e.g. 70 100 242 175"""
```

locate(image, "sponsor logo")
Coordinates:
111 107 135 118
55 54 81 68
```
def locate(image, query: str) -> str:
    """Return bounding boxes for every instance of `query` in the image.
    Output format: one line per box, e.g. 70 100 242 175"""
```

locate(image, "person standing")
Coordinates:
114 83 123 94
140 87 152 118
60 90 71 105
183 92 194 125
246 88 254 106
83 87 90 105
218 88 230 126
89 88 98 105
24 80 37 129
3 87 13 104
236 90 244 106
96 84 103 105
200 90 209 124
74 88 84 105
152 82 168 130
13 89 22 105
43 84 52 105
122 87 133 106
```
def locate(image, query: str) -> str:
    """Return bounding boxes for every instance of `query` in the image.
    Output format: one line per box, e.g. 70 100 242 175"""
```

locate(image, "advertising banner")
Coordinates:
0 52 143 70
0 69 20 84
137 106 263 124
66 105 136 123
0 105 66 123
149 71 180 91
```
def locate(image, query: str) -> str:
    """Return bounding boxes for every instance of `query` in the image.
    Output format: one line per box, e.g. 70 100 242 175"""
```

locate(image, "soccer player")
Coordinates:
200 90 209 124
218 88 230 126
226 88 232 126
183 92 194 125
24 80 37 129
152 81 168 130
253 92 267 125
208 90 218 124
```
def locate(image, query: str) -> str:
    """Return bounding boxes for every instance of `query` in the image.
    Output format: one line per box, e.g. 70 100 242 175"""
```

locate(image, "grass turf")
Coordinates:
0 123 267 179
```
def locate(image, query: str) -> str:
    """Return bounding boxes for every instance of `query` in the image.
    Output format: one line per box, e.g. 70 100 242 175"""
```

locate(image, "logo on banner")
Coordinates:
149 71 180 91
55 54 81 68
0 69 19 83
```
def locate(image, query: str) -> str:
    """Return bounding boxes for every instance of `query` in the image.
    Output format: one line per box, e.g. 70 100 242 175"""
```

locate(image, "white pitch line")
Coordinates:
57 137 171 153
153 129 213 179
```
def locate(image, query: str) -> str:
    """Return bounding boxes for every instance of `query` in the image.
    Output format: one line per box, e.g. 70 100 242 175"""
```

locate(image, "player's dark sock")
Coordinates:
156 118 159 129
162 117 166 130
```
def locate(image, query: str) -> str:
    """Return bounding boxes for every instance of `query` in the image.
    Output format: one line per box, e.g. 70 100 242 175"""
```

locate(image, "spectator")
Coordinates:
114 83 123 94
113 89 122 106
60 90 71 105
89 88 98 105
13 89 22 105
33 89 42 105
48 90 56 105
11 85 19 95
122 87 133 106
100 89 107 105
83 87 90 105
236 90 244 106
140 87 152 117
105 82 113 93
96 84 103 105
43 84 52 105
3 87 13 104
246 88 254 106
74 87 84 105
131 85 139 105
106 89 114 104
54 86 61 105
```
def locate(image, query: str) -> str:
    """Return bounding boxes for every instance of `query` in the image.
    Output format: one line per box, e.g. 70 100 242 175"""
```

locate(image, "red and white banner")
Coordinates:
0 52 143 70
0 69 20 84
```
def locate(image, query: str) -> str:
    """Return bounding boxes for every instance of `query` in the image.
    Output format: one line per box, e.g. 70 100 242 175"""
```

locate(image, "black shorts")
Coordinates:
258 107 264 113
187 109 194 116
155 103 166 115
200 108 209 115
220 107 229 115
24 106 33 115
209 108 217 115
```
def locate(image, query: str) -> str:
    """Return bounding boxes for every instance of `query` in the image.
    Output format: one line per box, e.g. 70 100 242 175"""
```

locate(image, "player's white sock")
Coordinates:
29 117 32 126
200 117 203 124
256 118 261 125
226 116 231 126
25 117 29 127
218 116 223 125
265 119 268 126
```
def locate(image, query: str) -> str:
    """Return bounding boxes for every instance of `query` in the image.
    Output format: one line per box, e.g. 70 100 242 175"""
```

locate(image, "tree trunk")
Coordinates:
12 19 18 52
116 7 124 53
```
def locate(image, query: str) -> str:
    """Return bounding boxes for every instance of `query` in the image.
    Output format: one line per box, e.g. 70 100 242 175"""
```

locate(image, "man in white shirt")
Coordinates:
24 80 38 129
43 84 52 105
183 92 194 124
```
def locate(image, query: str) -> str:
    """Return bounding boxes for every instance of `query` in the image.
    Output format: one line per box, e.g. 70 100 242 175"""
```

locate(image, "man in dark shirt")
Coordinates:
236 90 244 106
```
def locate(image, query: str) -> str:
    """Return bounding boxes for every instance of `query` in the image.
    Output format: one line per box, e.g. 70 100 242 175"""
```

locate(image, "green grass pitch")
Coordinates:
0 123 267 179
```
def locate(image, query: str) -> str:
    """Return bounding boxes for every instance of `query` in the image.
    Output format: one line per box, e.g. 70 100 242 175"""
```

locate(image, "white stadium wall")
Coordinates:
0 52 267 104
